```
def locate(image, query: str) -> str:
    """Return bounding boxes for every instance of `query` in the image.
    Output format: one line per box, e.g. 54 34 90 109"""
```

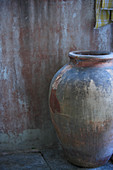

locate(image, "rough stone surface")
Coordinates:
0 153 50 170
0 147 113 170
0 0 112 151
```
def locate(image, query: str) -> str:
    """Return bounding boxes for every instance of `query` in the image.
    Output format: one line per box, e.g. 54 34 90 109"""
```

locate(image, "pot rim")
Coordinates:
69 51 113 60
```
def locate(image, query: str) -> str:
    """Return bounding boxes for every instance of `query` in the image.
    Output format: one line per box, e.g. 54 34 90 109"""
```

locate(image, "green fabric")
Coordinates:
95 0 113 28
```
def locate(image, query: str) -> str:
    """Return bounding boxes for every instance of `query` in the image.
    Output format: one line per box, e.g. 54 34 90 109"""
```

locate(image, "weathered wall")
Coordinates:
112 24 113 51
0 0 112 151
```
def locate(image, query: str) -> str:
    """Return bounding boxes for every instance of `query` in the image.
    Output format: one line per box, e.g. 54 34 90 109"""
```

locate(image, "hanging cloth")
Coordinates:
95 0 113 28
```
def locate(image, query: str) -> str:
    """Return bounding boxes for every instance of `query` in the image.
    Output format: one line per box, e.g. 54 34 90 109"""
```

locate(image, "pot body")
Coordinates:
49 51 113 168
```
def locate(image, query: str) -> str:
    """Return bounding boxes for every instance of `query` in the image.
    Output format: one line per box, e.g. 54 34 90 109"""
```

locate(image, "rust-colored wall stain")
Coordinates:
50 89 60 113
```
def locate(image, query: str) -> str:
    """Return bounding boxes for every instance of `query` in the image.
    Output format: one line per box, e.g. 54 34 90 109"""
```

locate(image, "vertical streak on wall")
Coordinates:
111 24 113 51
0 0 112 151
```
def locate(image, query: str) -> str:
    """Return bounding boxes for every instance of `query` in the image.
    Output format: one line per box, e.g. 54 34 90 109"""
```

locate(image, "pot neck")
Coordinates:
69 51 113 68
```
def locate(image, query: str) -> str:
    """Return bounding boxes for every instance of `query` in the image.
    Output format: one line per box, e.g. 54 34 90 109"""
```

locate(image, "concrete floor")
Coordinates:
0 147 113 170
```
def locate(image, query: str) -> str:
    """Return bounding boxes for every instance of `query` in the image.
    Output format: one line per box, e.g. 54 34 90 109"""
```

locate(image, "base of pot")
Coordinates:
67 157 110 168
64 148 111 168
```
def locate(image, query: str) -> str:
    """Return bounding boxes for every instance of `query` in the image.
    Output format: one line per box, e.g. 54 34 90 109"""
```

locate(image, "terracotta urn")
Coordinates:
49 51 113 168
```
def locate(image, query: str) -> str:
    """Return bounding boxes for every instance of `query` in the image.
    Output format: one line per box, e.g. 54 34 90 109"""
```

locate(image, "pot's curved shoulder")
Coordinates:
49 63 73 114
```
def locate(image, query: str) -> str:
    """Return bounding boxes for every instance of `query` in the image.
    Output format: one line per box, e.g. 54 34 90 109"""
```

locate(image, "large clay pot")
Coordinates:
49 51 113 168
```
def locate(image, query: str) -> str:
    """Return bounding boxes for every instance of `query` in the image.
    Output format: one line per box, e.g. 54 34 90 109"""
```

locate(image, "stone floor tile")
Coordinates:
0 153 50 170
0 148 113 170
